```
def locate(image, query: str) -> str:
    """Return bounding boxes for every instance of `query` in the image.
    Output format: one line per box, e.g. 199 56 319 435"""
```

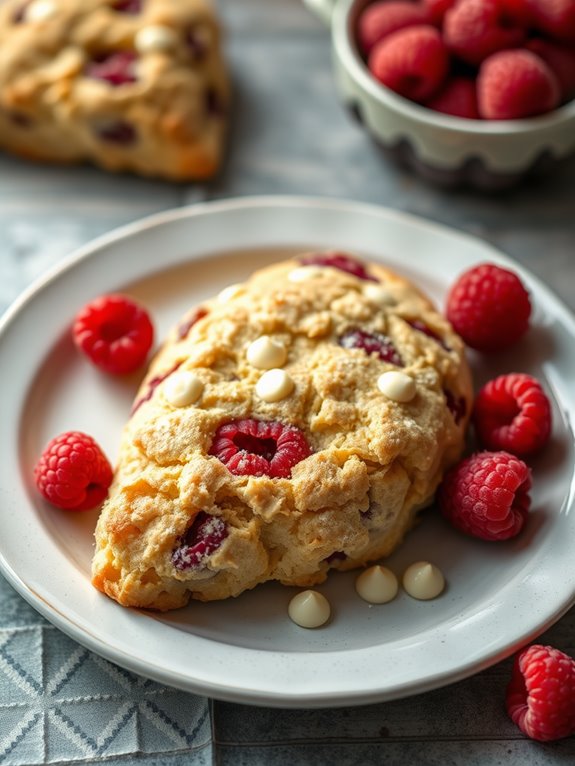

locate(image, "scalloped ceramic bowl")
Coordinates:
304 0 575 189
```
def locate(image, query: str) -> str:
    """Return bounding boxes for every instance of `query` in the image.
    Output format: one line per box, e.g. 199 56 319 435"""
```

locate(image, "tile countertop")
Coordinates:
0 1 574 765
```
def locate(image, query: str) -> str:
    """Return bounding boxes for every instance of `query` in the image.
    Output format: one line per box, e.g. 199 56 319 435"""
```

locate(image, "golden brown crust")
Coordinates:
0 0 229 179
92 254 473 610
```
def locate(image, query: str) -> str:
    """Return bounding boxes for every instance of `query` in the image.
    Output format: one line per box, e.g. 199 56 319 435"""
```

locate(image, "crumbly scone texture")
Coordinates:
92 254 473 610
0 0 229 179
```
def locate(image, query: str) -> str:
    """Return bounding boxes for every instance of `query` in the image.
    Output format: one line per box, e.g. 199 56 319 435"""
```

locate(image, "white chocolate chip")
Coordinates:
288 590 331 628
163 371 203 407
217 283 244 303
355 565 398 604
377 371 416 403
363 283 396 307
403 562 445 600
246 336 287 370
255 369 294 403
288 266 326 283
26 0 56 22
135 25 179 54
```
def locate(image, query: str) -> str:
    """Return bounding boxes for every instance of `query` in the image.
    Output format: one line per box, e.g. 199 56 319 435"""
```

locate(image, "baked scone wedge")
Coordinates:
0 0 229 179
92 252 473 610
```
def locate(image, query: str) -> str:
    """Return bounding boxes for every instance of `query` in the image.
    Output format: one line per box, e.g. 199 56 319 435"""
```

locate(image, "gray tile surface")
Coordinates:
0 0 574 764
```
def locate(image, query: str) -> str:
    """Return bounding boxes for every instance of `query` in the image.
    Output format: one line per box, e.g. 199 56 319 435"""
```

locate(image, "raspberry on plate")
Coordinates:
357 1 431 55
474 373 552 456
368 25 449 103
446 263 531 352
423 0 458 25
444 0 526 66
478 49 561 120
73 293 154 375
438 451 532 540
34 431 113 511
506 644 575 741
209 419 312 479
425 76 480 119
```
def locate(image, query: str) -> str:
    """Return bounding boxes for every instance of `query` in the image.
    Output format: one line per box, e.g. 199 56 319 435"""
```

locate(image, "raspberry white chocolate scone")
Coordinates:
0 0 229 180
92 253 473 610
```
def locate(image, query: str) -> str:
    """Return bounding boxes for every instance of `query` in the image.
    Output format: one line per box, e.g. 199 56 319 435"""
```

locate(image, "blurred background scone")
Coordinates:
0 0 230 179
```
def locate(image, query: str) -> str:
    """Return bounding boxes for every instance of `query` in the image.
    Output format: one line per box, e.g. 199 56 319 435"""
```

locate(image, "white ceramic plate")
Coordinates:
1 197 574 708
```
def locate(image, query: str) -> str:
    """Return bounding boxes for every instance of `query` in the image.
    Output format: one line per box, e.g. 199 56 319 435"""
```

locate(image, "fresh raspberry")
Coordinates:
506 644 575 741
500 0 535 26
131 362 182 415
86 51 138 86
526 39 575 101
438 451 531 540
444 0 525 67
368 25 449 102
339 327 403 365
299 251 378 282
34 431 113 512
210 419 312 479
357 1 431 55
474 373 552 456
530 0 575 44
172 512 228 571
73 294 154 375
478 50 561 120
425 77 480 119
446 263 531 352
423 0 458 24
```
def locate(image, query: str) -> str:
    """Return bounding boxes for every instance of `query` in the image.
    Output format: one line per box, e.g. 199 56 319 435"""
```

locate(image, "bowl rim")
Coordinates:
332 0 575 135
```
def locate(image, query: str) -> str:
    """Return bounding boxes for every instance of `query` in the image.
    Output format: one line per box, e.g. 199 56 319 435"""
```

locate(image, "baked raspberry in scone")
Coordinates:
0 0 229 180
91 253 473 610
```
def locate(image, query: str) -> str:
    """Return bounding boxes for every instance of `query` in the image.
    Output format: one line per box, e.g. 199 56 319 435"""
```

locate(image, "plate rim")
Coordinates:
1 194 574 708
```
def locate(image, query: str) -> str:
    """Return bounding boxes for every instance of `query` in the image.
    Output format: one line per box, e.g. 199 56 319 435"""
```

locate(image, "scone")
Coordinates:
92 252 473 610
0 0 229 180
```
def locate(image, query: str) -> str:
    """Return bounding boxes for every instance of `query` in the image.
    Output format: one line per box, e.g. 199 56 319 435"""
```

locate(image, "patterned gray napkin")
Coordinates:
0 605 212 765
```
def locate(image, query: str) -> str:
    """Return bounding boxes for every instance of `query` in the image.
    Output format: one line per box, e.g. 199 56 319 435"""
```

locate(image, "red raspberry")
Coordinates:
338 327 403 366
34 431 113 511
446 263 531 353
526 38 575 102
423 0 458 24
478 50 561 120
444 0 525 67
438 451 531 540
474 373 552 457
172 512 228 571
357 1 431 55
425 76 480 119
368 25 449 103
86 51 138 86
506 644 575 741
530 0 575 44
73 294 154 375
210 419 312 479
299 251 378 282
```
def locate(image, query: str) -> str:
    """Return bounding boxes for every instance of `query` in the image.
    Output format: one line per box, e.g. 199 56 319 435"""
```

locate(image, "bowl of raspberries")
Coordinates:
305 0 575 189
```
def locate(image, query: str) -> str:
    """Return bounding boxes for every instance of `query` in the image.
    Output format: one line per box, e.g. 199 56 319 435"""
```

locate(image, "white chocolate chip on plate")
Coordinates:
288 590 331 628
217 283 244 303
135 25 179 54
363 283 396 306
288 266 326 283
403 562 445 600
255 369 294 403
355 565 398 604
377 371 416 402
246 336 287 370
163 371 203 407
